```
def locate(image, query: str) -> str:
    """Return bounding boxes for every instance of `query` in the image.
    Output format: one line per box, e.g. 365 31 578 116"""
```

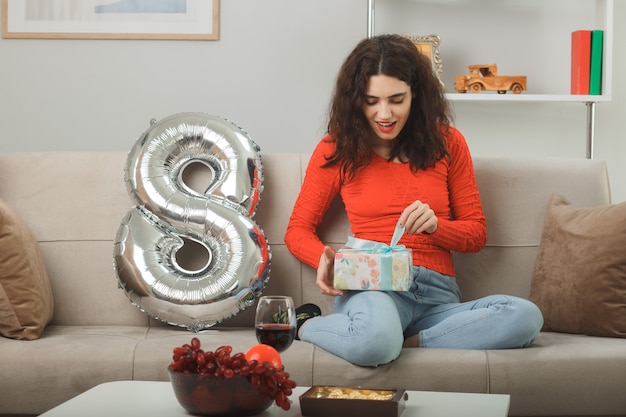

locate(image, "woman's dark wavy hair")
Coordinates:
324 34 453 182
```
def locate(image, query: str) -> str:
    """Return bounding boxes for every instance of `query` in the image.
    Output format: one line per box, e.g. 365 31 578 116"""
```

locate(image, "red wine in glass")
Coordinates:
255 323 296 353
255 296 296 353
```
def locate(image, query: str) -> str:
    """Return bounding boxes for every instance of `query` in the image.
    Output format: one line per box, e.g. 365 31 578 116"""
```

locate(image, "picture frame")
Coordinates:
404 34 443 85
1 0 219 40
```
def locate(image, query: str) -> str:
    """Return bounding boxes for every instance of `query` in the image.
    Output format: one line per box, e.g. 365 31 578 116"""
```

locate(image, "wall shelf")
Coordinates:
367 0 614 158
447 94 611 103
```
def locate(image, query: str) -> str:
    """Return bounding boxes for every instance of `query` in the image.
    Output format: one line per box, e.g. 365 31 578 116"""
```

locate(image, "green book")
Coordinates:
589 30 604 95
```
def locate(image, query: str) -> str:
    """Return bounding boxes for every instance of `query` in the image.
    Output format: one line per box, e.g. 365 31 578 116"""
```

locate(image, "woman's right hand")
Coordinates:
316 246 345 297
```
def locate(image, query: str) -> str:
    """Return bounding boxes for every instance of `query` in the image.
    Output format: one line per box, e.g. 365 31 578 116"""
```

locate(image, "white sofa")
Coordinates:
0 152 625 417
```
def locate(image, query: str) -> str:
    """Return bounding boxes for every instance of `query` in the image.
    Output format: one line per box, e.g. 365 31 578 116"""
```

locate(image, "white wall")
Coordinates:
1 0 624 202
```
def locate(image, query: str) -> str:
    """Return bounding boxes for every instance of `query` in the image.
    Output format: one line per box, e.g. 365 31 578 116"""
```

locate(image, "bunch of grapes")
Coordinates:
169 337 297 411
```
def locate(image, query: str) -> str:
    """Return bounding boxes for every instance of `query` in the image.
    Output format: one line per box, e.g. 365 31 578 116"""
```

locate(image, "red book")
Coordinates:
571 30 591 95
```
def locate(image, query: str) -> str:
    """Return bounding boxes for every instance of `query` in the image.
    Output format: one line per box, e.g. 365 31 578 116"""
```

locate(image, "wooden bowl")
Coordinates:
168 367 273 416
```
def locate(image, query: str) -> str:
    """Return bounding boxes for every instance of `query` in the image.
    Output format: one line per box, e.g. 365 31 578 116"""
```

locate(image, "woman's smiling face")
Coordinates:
362 74 412 142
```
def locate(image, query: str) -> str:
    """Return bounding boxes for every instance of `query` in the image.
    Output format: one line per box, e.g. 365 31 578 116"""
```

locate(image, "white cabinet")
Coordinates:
367 0 614 157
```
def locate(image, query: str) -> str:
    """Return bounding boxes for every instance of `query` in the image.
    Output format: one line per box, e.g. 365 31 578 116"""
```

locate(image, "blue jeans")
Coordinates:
300 266 544 367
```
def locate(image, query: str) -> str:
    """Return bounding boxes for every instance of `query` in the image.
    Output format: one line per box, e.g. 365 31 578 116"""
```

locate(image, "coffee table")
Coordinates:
39 380 510 417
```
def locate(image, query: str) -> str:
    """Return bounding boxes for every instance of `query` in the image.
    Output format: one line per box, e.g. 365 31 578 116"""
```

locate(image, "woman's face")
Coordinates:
362 74 412 142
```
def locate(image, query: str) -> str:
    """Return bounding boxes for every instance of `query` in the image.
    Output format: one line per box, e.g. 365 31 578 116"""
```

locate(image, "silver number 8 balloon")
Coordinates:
114 113 270 331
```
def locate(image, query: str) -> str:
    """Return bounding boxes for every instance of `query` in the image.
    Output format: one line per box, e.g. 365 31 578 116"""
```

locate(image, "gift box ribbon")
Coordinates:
345 220 405 252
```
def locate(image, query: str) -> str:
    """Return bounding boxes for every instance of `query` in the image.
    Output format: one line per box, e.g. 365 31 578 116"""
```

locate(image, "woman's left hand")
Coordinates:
399 200 438 235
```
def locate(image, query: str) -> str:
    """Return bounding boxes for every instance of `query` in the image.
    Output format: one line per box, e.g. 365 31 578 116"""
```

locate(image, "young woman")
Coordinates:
284 34 543 367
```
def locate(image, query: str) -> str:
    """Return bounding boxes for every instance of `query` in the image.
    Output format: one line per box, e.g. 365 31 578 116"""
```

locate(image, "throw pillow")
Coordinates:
0 198 54 340
529 194 626 338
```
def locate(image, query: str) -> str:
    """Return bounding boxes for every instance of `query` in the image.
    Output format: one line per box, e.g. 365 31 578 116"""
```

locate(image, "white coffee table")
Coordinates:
39 380 509 417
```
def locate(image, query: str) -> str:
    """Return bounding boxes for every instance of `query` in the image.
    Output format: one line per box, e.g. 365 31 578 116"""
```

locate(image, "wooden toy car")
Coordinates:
455 64 526 94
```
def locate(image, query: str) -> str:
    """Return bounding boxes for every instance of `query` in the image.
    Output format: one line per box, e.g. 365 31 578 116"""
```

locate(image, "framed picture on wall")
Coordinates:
1 0 220 40
404 34 443 86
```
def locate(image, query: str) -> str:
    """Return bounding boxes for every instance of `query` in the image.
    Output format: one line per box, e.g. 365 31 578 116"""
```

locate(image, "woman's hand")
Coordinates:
399 200 438 235
316 246 345 296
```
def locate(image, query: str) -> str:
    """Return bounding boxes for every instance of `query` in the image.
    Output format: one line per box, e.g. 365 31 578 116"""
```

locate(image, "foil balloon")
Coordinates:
114 113 271 331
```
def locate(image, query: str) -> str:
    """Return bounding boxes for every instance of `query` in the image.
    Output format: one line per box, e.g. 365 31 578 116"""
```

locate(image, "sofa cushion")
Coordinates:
0 198 54 340
529 194 626 338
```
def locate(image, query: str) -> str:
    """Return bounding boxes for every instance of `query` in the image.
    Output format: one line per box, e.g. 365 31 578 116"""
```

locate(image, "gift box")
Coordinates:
333 237 412 291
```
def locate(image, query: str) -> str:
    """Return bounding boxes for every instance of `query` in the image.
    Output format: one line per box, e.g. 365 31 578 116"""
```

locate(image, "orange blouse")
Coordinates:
284 127 486 277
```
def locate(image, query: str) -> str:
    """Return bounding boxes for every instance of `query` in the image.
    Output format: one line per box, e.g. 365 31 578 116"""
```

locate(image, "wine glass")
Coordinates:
254 296 296 353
